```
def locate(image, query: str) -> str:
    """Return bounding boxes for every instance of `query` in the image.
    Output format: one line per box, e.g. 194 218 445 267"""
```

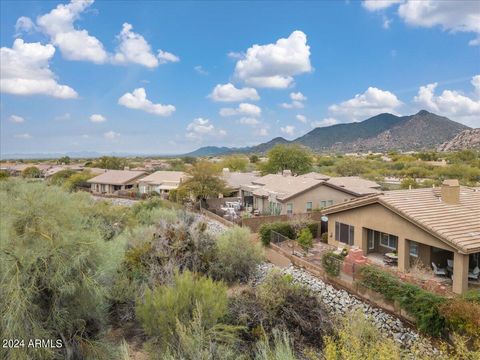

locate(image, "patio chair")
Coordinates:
469 266 480 281
432 262 447 277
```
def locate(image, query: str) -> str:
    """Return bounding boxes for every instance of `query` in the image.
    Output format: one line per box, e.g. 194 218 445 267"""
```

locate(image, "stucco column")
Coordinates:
452 252 469 295
398 238 410 272
360 228 368 256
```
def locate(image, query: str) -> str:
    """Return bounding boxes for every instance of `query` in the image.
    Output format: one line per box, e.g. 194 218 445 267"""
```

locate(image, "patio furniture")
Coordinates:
469 266 480 281
383 252 398 266
432 262 447 277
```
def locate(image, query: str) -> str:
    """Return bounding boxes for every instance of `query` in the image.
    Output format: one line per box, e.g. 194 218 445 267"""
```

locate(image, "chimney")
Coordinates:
441 179 460 205
282 169 292 177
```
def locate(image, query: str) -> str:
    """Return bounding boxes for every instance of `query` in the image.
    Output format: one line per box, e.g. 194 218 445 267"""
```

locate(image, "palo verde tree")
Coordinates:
0 181 124 360
177 160 226 205
261 144 313 175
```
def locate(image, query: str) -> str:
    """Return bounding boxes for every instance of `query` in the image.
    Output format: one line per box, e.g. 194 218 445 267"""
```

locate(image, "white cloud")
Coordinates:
14 133 32 139
219 103 261 117
255 127 269 137
104 130 120 140
9 115 25 123
15 16 37 36
186 118 226 141
290 92 307 101
281 91 307 109
112 23 179 68
0 39 78 98
234 31 312 88
296 114 307 123
157 50 179 64
209 83 260 102
281 100 304 109
36 0 108 63
227 51 244 59
414 75 480 127
362 0 402 11
280 125 295 136
329 87 403 121
310 117 338 128
194 65 208 75
89 114 106 122
239 117 259 126
364 0 480 46
118 88 175 116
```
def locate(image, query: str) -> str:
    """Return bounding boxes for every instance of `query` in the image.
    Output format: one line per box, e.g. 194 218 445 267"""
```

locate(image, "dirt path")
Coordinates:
250 233 291 268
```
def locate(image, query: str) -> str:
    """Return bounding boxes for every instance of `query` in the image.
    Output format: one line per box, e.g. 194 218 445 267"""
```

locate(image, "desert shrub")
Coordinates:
259 222 295 246
210 226 264 284
358 266 446 336
297 228 313 253
85 200 134 240
160 305 243 360
0 181 125 359
323 310 401 360
440 298 480 339
321 232 328 243
136 271 229 349
255 329 297 360
135 206 179 226
111 217 217 322
227 270 332 352
48 169 76 186
63 170 95 191
21 166 41 178
0 170 9 180
462 289 480 303
322 251 344 277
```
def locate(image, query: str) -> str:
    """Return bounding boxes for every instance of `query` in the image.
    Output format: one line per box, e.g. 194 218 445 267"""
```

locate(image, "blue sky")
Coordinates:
1 0 479 155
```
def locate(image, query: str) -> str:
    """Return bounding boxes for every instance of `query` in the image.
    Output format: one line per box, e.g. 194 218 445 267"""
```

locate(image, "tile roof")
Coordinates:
138 171 186 185
223 171 260 189
324 187 480 253
87 170 146 185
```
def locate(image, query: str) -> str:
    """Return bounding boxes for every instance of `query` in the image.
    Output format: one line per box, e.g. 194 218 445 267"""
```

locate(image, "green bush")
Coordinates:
358 266 446 336
136 270 229 349
210 226 264 284
21 166 41 178
297 228 313 253
48 169 76 186
0 181 125 359
321 251 343 277
258 222 295 246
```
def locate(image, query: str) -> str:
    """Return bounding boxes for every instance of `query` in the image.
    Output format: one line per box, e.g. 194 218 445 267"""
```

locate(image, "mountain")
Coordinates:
184 146 236 157
437 129 480 151
187 110 470 155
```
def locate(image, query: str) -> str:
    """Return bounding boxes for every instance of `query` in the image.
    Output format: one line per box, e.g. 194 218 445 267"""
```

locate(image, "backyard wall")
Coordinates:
242 212 323 233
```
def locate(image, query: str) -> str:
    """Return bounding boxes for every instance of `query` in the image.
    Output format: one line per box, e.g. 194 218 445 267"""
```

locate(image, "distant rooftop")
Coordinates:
87 170 146 185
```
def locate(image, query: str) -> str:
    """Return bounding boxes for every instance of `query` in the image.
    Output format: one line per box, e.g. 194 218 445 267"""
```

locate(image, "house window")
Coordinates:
335 221 354 246
327 200 334 206
320 200 327 208
286 203 293 215
306 202 313 212
380 233 398 250
409 241 419 257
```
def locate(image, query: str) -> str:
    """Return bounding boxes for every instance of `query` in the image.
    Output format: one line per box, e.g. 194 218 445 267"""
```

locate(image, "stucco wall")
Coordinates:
326 203 456 258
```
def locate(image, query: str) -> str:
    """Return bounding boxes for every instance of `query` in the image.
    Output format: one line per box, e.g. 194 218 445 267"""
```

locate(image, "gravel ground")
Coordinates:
91 195 139 206
254 263 440 357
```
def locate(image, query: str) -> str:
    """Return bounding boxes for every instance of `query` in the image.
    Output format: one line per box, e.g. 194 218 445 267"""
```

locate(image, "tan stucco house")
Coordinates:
87 170 146 195
322 180 480 294
241 171 381 215
137 171 186 197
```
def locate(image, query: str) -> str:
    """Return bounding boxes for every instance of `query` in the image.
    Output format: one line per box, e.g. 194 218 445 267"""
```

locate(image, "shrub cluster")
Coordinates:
258 220 318 246
358 266 446 336
321 251 345 277
227 270 332 352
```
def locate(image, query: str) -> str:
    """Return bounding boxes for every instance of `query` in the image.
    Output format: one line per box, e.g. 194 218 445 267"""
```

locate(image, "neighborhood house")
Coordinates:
138 171 186 197
323 180 480 294
87 170 146 195
240 171 381 215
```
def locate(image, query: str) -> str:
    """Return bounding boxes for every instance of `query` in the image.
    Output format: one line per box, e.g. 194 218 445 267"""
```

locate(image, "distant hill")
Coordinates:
437 129 480 151
187 110 470 155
